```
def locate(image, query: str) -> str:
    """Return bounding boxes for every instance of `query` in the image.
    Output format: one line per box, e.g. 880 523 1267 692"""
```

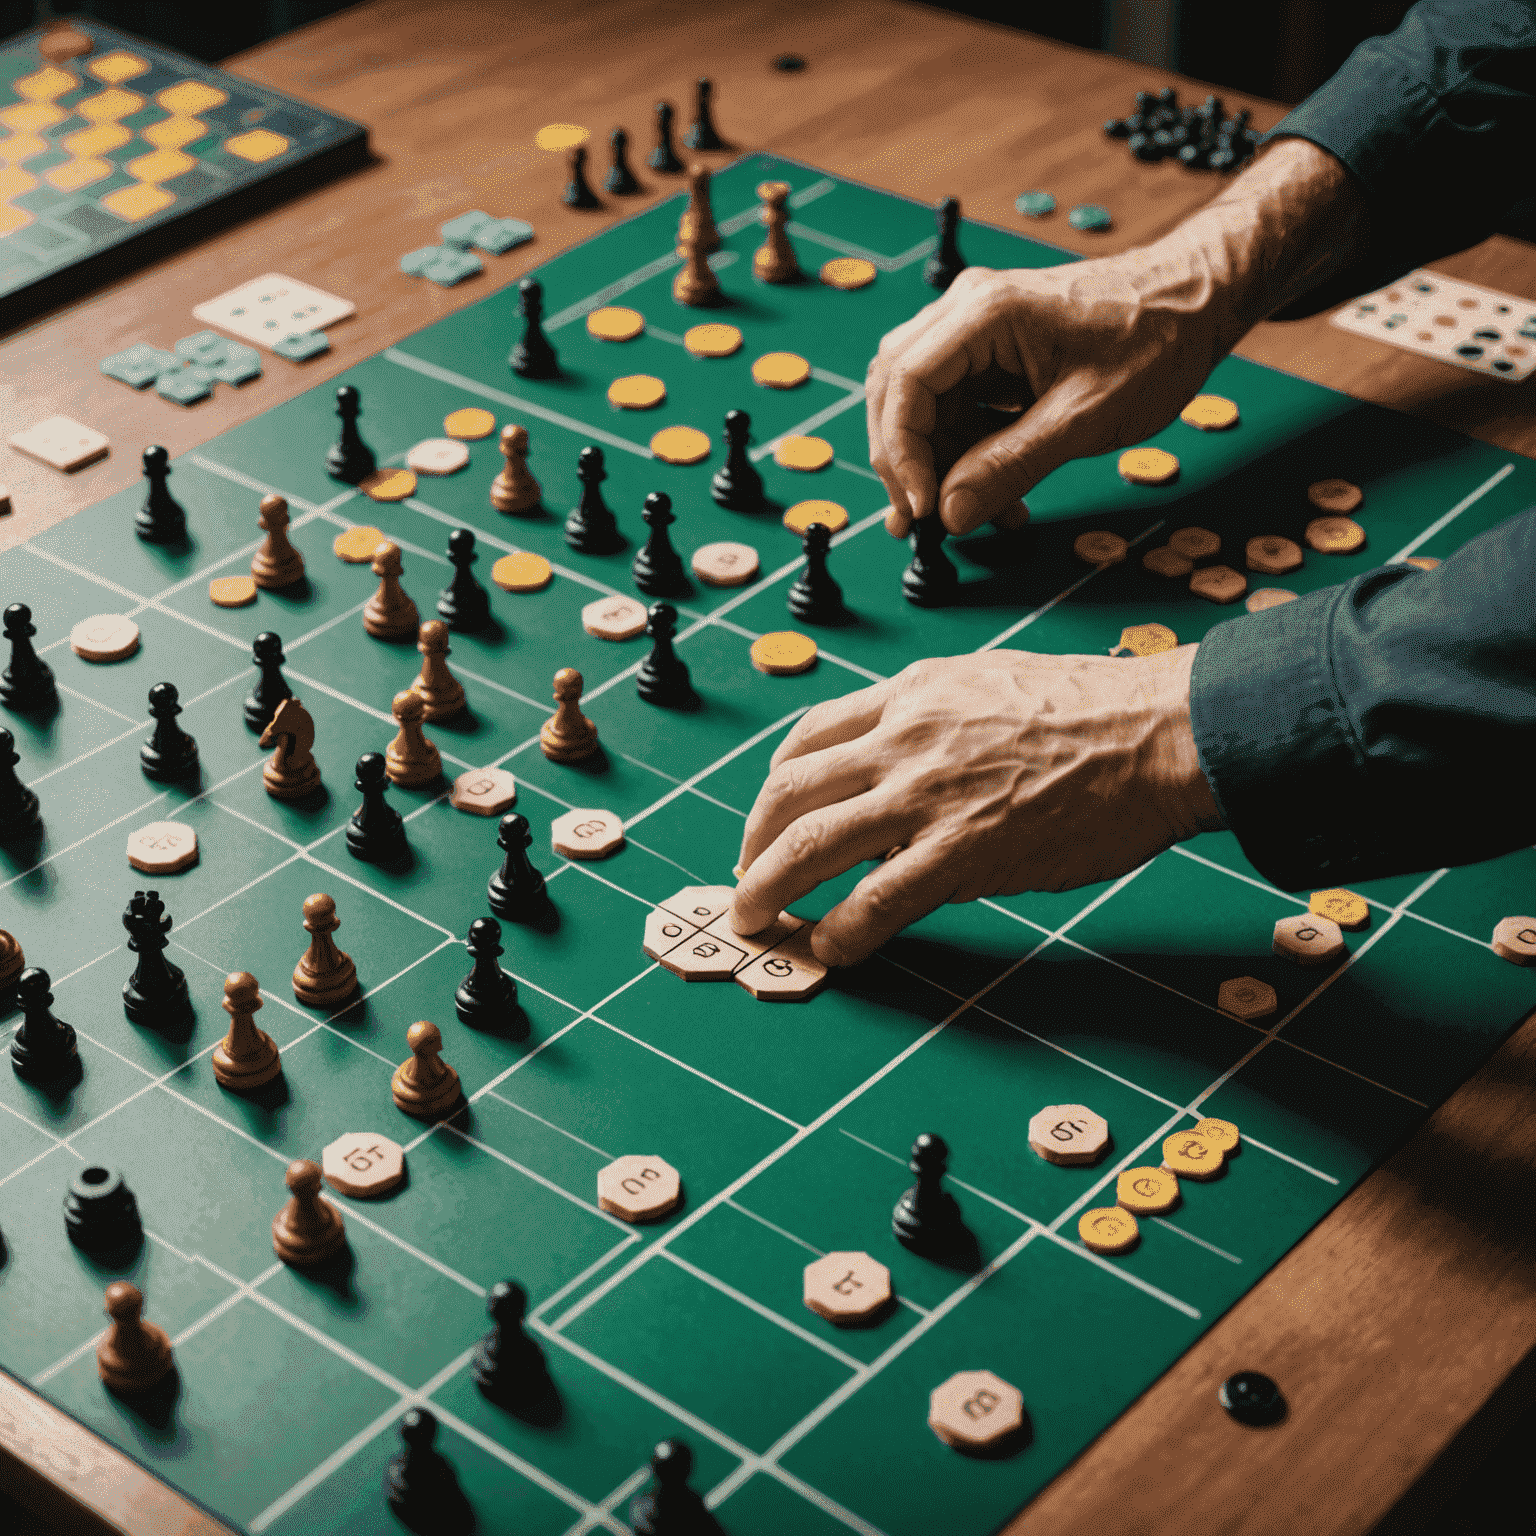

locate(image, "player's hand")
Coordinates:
730 646 1223 966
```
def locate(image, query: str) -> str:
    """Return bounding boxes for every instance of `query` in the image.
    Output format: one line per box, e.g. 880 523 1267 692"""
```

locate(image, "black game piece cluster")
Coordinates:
788 523 843 624
383 1408 472 1536
605 127 640 195
892 1132 969 1260
243 631 291 732
1105 86 1261 172
137 446 186 543
636 603 693 707
710 409 765 512
10 967 78 1084
139 683 199 782
632 492 689 597
64 1164 142 1253
682 77 724 151
562 144 601 209
122 890 188 1026
924 196 966 292
902 515 959 608
648 100 684 174
1219 1370 1286 1425
346 752 407 862
509 276 559 380
472 1279 551 1411
455 917 521 1031
0 603 55 710
565 445 623 554
0 727 41 842
325 385 376 484
487 812 546 922
437 529 491 632
630 1438 723 1535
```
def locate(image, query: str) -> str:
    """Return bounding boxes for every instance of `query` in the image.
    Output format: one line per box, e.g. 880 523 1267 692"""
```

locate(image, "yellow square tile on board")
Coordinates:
15 67 76 101
157 80 227 116
0 101 66 133
102 181 176 221
126 147 195 182
142 115 205 150
61 123 131 157
0 133 48 163
0 165 37 200
224 128 289 163
88 51 151 84
76 88 144 122
0 203 32 236
46 156 112 191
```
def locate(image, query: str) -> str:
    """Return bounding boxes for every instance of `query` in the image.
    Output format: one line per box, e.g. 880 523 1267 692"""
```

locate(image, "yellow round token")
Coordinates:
361 468 417 503
1305 515 1366 554
821 256 877 290
209 575 257 608
1179 394 1240 431
1310 887 1370 930
444 407 496 440
1193 1117 1241 1155
684 322 742 357
1404 554 1440 571
1078 1206 1139 1256
1162 1130 1224 1182
333 524 386 562
783 499 849 535
1246 587 1298 612
1116 1166 1180 1217
608 374 667 410
491 552 553 593
587 306 646 342
774 435 834 472
1307 478 1362 514
535 122 590 151
1074 530 1127 567
1118 447 1180 486
1112 622 1177 657
650 425 711 465
750 631 818 676
752 351 811 389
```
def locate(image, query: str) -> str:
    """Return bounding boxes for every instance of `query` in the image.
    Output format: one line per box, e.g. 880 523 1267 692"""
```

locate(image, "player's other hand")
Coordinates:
730 646 1224 967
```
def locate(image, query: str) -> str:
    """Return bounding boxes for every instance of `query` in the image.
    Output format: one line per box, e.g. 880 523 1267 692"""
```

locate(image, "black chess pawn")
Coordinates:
630 1438 723 1536
562 143 602 209
648 100 684 174
0 604 55 711
923 196 966 291
324 385 376 484
509 276 559 380
455 917 521 1031
636 602 693 707
487 813 547 923
64 1164 142 1254
564 445 623 554
787 522 844 624
122 890 188 1026
472 1280 552 1410
242 630 292 732
0 727 40 843
136 445 186 543
710 408 766 512
632 492 689 596
682 76 725 151
10 967 79 1084
383 1409 473 1536
346 752 407 862
604 126 640 194
892 1131 969 1259
437 528 491 632
901 514 959 608
139 683 198 782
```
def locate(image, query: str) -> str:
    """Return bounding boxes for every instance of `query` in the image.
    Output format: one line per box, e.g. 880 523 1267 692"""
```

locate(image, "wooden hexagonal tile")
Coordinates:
643 908 699 962
1309 887 1370 931
734 924 828 1001
1078 1205 1141 1254
1217 976 1278 1021
1492 916 1536 966
321 1133 405 1198
704 909 803 965
658 886 737 928
1189 564 1247 604
1027 1104 1110 1166
1273 912 1346 967
550 807 625 860
1162 1130 1225 1181
927 1368 1027 1452
1245 534 1304 575
1116 1166 1179 1216
597 1154 681 1223
658 928 748 981
125 820 198 874
1167 525 1220 561
803 1251 892 1325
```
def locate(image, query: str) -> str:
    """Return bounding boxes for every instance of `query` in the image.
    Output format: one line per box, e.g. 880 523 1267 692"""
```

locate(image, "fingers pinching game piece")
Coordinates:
391 1021 463 1120
272 1158 347 1266
450 767 516 816
1073 530 1128 567
97 1282 175 1395
1492 916 1536 965
803 1252 892 1325
292 893 359 1008
211 971 282 1091
1246 535 1304 574
1028 1104 1111 1166
1116 1166 1180 1216
71 614 140 662
1189 565 1247 604
1273 912 1347 967
1078 1205 1140 1254
1309 888 1370 930
550 806 624 859
322 1133 405 1198
126 820 197 873
928 1369 1028 1452
598 1154 682 1222
1162 1130 1224 1181
1218 976 1278 1020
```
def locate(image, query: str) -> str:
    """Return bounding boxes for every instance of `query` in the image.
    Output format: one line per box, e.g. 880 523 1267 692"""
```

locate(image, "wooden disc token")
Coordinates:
551 807 625 859
1194 1117 1241 1154
491 552 553 592
1162 1130 1224 1181
361 468 417 502
1305 887 1369 931
1074 530 1127 567
597 1154 681 1222
1142 545 1193 578
1307 478 1362 513
1111 622 1177 657
333 524 386 562
449 767 517 816
650 425 711 464
586 305 645 341
1246 587 1298 612
1218 976 1277 1020
321 1133 405 1198
1028 1104 1111 1166
1118 447 1180 486
684 323 742 357
821 256 877 290
1179 393 1240 430
750 631 818 676
70 613 139 662
803 1251 892 1324
1306 516 1366 554
927 1369 1026 1452
783 499 848 535
752 351 811 389
126 820 198 874
608 374 667 410
1116 1166 1180 1216
692 541 760 586
1273 912 1346 967
774 435 834 471
209 575 257 608
444 407 496 440
1079 1206 1140 1254
1167 525 1220 561
582 594 649 640
1403 554 1440 571
1189 565 1247 604
535 122 590 150
1491 915 1536 966
1245 534 1304 575
406 438 471 475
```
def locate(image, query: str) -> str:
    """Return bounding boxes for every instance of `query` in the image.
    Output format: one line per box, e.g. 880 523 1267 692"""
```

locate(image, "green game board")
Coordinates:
1 152 1534 1536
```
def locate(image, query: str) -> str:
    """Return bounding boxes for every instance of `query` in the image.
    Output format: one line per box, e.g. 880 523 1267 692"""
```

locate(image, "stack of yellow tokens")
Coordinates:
750 632 818 676
1161 1120 1239 1182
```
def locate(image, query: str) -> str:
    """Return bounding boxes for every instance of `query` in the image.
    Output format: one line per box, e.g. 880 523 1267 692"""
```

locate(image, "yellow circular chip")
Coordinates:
587 306 646 342
1179 394 1240 431
535 122 590 151
444 407 496 440
783 499 849 535
1193 1117 1241 1154
1118 447 1180 486
821 256 877 290
1307 478 1362 514
333 524 386 563
607 374 667 410
750 631 818 676
1116 1167 1179 1217
752 351 811 389
774 435 834 471
491 552 553 593
361 468 417 503
1078 1206 1139 1255
650 425 711 465
1305 516 1366 554
1309 887 1369 930
1074 530 1127 567
209 575 257 608
1162 1130 1224 1181
684 322 742 357
1113 622 1177 657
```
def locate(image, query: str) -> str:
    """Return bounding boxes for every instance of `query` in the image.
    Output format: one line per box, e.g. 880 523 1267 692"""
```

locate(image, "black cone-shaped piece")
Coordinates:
923 196 966 291
632 492 688 596
682 76 725 151
383 1409 472 1536
139 683 198 781
325 385 376 484
636 602 693 706
472 1280 552 1409
136 445 186 543
787 522 843 623
0 726 40 842
10 967 79 1083
630 1438 723 1535
604 126 640 194
455 916 521 1030
892 1131 968 1258
710 408 765 512
346 752 407 862
564 446 622 554
647 100 683 174
64 1163 141 1253
901 515 959 607
509 276 559 380
437 529 491 632
122 890 189 1025
562 143 601 209
243 630 292 732
487 813 547 922
0 604 55 710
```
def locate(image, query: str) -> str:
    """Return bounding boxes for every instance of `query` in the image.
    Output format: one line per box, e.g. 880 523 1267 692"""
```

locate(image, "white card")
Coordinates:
193 273 355 350
1331 269 1536 383
8 415 110 472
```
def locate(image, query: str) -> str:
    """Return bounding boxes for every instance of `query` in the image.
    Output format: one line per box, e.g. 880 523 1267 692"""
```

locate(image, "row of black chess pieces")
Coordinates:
1105 87 1262 172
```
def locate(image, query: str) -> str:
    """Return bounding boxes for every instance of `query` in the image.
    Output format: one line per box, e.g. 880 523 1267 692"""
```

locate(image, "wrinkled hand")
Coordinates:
730 646 1223 966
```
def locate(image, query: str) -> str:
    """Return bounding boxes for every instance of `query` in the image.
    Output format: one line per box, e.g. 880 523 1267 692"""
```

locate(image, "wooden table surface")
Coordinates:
2 2 1534 1532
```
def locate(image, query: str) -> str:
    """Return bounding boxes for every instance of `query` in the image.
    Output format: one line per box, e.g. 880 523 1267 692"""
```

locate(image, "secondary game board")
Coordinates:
1 153 1534 1536
0 21 366 320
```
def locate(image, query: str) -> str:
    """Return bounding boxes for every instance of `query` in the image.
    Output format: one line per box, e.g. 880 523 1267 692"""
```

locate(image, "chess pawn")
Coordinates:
490 423 542 515
636 602 693 706
752 180 802 284
365 542 420 641
10 966 79 1083
0 928 24 988
455 917 521 1031
472 1280 551 1410
211 971 282 1090
96 1282 175 1395
243 630 292 733
391 1020 463 1120
292 893 359 1007
892 1131 967 1257
0 726 41 841
605 126 639 195
564 445 622 554
139 682 198 782
386 689 442 788
259 696 322 800
347 752 407 863
902 514 960 607
437 528 491 633
412 620 467 721
539 668 599 763
326 384 376 484
648 99 683 174
385 1408 473 1536
0 602 55 710
562 143 601 209
136 445 186 543
487 812 547 922
710 409 765 511
272 1158 347 1266
672 230 721 307
676 162 720 255
630 1439 719 1536
632 491 688 596
251 493 306 588
682 76 725 151
923 195 966 291
509 276 559 380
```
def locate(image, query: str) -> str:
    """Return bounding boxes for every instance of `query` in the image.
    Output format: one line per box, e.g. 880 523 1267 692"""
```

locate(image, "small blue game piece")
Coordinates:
210 342 262 385
421 248 483 287
100 343 178 389
1068 203 1113 232
400 246 442 277
155 365 214 405
272 331 330 361
472 217 534 255
174 329 229 364
440 211 493 250
1015 190 1056 217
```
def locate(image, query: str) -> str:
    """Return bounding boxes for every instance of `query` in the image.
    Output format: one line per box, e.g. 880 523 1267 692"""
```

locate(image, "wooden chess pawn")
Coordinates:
412 621 466 721
364 542 420 640
251 492 306 589
672 230 721 307
539 668 600 763
391 1020 463 1119
490 424 542 515
0 928 23 987
676 162 721 255
753 180 802 284
292 893 358 1007
96 1282 175 1394
258 695 322 800
211 971 282 1090
272 1158 347 1267
385 689 442 787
